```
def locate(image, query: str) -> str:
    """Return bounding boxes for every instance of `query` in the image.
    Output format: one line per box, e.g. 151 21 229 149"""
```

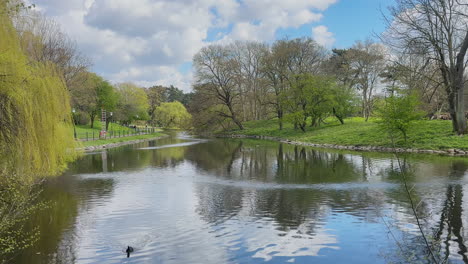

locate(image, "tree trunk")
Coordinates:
278 109 283 130
299 123 306 132
333 107 344 125
452 87 467 134
90 113 95 128
227 103 244 130
311 117 318 127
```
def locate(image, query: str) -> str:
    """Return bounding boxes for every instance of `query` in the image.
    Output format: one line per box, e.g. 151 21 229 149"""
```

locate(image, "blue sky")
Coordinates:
34 0 392 91
321 0 390 48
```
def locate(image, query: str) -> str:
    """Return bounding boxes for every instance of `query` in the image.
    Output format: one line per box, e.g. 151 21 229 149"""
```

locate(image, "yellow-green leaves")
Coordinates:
0 4 77 181
155 101 192 129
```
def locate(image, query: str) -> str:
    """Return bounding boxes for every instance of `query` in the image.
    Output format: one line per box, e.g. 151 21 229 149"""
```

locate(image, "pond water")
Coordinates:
15 132 468 263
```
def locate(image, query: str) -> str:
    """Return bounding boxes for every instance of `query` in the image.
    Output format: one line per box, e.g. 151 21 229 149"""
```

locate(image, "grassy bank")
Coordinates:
75 121 157 140
79 132 166 147
227 117 468 151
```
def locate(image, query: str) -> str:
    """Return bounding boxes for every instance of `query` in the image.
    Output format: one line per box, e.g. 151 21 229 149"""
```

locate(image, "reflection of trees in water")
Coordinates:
187 140 364 184
69 142 190 174
192 139 468 262
193 140 389 233
432 161 468 263
14 176 115 264
382 159 468 263
277 145 362 183
185 140 245 174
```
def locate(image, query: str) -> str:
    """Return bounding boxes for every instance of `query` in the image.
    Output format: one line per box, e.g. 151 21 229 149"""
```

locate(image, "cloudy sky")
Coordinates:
32 0 390 92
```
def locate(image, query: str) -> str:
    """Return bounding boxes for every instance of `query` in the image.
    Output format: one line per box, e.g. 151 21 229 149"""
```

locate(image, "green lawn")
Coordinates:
74 121 158 140
79 132 166 147
227 117 468 151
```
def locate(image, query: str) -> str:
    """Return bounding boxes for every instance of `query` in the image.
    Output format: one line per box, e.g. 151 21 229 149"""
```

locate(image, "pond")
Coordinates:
15 132 468 263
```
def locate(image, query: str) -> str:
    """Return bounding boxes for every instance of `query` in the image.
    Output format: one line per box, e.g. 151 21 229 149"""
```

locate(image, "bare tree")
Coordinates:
194 44 244 130
231 41 269 122
383 0 468 134
12 10 91 89
381 53 447 117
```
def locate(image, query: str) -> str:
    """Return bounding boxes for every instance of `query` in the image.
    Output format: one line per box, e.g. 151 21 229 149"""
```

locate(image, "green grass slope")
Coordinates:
228 117 468 151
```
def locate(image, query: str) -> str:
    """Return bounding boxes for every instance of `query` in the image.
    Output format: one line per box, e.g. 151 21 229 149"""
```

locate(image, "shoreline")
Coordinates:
217 134 468 156
76 134 169 152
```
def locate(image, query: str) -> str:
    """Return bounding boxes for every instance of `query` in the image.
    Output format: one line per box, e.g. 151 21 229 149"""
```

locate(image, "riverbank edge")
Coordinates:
217 134 468 156
76 134 170 152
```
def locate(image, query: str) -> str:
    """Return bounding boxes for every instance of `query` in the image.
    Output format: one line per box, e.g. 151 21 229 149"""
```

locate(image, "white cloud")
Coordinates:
31 0 339 92
110 66 193 91
312 25 335 48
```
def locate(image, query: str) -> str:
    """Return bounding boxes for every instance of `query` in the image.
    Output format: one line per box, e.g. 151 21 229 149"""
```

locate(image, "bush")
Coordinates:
376 91 424 144
73 111 90 125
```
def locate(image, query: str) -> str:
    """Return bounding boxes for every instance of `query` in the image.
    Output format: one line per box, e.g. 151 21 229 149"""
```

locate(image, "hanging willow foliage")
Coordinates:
0 1 78 181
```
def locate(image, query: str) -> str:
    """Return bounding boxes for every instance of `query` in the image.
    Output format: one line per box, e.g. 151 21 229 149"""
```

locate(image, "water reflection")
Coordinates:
15 134 468 263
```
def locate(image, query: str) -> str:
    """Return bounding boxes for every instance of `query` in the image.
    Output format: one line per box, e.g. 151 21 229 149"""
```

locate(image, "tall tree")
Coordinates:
327 41 386 121
193 44 244 130
70 72 117 128
115 82 149 125
384 0 468 134
146 85 167 126
232 41 269 121
263 38 327 130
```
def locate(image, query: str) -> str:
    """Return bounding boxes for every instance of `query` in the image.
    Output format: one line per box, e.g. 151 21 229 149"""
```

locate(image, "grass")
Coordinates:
79 132 166 147
227 117 468 151
74 121 158 140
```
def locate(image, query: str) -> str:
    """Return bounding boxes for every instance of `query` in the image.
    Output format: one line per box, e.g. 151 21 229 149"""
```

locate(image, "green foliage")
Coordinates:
377 91 424 143
146 85 166 125
74 120 140 139
73 110 90 125
70 72 118 128
96 78 118 112
0 175 45 263
330 85 359 124
0 4 77 179
115 82 149 125
283 74 353 131
155 101 192 129
165 85 185 103
0 6 77 261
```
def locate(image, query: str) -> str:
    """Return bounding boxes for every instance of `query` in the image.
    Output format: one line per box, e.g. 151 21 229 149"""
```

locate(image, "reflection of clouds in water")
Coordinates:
28 136 468 264
68 165 232 263
248 222 339 261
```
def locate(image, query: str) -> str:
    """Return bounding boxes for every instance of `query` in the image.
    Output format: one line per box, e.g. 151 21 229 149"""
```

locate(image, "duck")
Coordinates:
126 246 134 258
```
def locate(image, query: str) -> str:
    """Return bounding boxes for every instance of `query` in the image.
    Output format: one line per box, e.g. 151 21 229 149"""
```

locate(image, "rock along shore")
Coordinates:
217 134 468 156
76 135 169 152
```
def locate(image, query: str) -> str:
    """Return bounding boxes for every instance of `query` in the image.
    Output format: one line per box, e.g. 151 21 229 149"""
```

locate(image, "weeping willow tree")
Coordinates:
0 1 78 261
0 1 77 180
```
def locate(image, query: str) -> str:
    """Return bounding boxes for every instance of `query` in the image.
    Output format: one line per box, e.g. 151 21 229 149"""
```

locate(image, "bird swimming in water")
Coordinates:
126 246 134 258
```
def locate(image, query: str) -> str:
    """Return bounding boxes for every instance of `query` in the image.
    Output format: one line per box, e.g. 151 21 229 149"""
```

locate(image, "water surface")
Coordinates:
15 133 468 263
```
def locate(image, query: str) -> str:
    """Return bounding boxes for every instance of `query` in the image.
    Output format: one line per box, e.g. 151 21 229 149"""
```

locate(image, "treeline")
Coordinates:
71 79 192 129
190 0 468 135
11 4 192 130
